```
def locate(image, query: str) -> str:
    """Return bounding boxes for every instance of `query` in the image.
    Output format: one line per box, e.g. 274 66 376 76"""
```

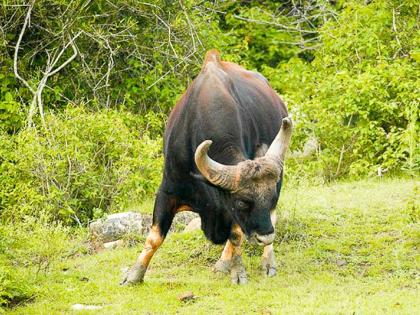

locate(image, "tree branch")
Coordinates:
13 0 36 94
232 14 318 34
48 32 80 77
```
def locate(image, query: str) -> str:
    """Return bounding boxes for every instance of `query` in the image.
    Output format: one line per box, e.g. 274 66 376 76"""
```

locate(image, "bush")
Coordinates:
0 262 33 310
266 0 419 179
2 215 84 272
0 107 163 224
0 214 83 310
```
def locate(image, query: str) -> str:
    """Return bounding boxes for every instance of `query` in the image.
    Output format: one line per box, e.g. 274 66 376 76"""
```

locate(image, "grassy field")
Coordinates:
9 178 419 314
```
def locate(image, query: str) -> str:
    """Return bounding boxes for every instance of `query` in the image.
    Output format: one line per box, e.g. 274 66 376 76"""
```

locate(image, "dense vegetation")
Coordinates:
0 0 418 310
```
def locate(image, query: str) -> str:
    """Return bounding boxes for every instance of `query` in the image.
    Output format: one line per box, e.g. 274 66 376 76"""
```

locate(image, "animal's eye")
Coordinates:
235 200 249 210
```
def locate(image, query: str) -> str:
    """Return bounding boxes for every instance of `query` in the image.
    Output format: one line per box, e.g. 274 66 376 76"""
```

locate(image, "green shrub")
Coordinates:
2 215 83 273
0 107 163 224
0 214 85 310
0 223 33 310
267 0 419 179
0 262 33 310
0 61 25 134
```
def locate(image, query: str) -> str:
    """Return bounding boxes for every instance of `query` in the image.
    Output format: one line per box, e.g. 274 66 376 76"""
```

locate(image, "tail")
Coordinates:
203 49 221 65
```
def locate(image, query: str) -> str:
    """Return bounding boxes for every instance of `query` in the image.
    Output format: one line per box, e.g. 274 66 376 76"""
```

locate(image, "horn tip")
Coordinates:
195 140 213 160
200 140 213 151
282 117 293 130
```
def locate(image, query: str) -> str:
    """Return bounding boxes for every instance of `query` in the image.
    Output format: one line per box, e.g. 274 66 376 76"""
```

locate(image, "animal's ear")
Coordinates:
254 143 268 158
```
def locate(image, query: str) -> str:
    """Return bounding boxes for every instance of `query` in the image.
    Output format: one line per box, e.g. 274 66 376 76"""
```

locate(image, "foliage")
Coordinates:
0 261 33 310
267 0 419 178
3 215 84 272
0 214 85 310
0 0 213 115
0 107 163 224
0 62 25 134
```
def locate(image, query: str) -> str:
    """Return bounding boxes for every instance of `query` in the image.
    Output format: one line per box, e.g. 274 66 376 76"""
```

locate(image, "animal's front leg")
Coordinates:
261 244 276 277
120 225 163 285
213 240 234 274
261 211 277 277
229 224 247 284
213 224 247 284
120 191 177 285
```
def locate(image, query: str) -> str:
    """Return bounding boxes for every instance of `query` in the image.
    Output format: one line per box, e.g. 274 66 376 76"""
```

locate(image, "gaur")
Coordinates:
121 50 292 285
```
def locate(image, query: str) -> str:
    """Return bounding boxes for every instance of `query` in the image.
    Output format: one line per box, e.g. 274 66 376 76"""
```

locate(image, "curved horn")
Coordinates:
194 140 240 191
265 117 293 169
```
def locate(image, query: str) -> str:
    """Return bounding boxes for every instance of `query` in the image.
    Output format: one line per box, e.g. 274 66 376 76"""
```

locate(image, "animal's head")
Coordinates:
195 117 293 245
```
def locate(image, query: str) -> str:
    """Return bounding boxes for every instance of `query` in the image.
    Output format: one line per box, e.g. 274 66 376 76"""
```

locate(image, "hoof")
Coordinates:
231 266 248 284
230 255 247 285
262 264 277 277
261 257 277 277
120 265 146 286
231 270 248 284
213 259 231 274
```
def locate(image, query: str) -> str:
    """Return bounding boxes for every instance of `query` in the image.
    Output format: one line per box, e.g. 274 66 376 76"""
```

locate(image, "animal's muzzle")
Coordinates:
254 233 275 246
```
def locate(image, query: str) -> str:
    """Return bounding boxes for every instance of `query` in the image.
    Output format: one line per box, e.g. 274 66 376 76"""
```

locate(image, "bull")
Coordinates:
121 50 292 285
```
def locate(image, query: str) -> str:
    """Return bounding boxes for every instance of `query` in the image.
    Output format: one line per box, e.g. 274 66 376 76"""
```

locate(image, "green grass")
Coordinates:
125 198 156 215
8 178 419 314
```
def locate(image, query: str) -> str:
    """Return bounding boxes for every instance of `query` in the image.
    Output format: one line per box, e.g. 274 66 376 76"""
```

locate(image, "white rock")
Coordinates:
183 217 201 232
89 211 201 244
71 304 103 310
89 212 147 242
103 239 124 249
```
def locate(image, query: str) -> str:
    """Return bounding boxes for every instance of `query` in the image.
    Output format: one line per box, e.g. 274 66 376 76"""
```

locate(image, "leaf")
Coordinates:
4 92 13 102
410 50 420 63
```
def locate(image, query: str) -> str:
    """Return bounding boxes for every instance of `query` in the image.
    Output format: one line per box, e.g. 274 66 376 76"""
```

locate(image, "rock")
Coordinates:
89 211 200 244
103 239 124 250
183 217 201 232
71 304 103 311
89 212 149 243
336 259 347 267
170 212 200 233
178 291 196 302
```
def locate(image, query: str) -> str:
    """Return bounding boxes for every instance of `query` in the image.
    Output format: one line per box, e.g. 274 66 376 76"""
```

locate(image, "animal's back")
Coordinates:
164 50 287 169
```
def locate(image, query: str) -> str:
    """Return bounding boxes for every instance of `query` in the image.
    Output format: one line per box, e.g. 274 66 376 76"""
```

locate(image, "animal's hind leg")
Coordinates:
261 211 277 277
120 191 178 285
